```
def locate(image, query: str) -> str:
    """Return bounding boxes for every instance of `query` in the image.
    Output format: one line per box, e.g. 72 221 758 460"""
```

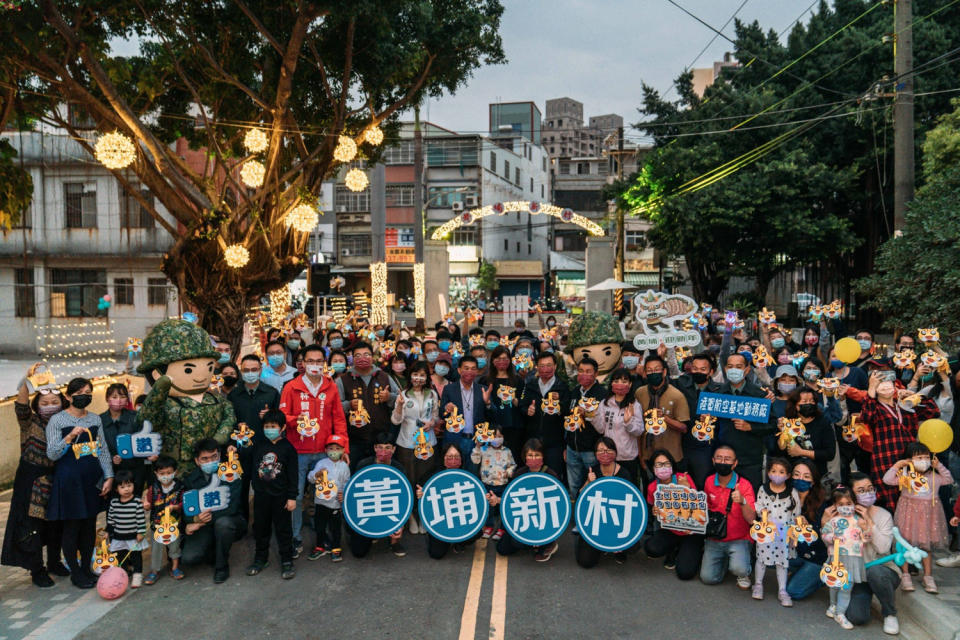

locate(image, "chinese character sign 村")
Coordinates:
575 477 649 552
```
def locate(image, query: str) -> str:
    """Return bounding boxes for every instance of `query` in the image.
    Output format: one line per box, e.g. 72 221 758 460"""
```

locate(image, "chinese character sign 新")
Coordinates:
500 473 571 546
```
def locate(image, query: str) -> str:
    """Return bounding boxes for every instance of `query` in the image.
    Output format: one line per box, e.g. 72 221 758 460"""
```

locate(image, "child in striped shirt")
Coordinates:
106 470 147 587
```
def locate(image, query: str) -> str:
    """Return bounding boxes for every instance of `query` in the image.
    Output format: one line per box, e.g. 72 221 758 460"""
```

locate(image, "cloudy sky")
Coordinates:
418 0 814 135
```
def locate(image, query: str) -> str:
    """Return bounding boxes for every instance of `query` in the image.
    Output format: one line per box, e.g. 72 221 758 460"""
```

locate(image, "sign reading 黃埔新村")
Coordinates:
419 469 488 543
500 472 570 546
696 392 771 423
343 464 413 538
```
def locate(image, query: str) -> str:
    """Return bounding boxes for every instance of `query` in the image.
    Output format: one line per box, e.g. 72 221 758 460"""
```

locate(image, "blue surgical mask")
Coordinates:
329 338 343 349
398 349 410 357
435 364 450 376
438 340 451 352
489 437 503 448
477 357 487 369
802 369 820 381
263 427 281 441
343 324 352 332
726 367 745 384
622 356 639 370
200 461 219 475
792 478 812 492
771 338 785 349
287 339 301 350
426 351 439 363
830 359 845 370
267 354 284 368
857 339 872 351
218 352 231 364
486 340 500 351
518 347 533 357
777 382 797 394
544 348 553 354
376 330 385 338
331 362 346 373
242 371 260 384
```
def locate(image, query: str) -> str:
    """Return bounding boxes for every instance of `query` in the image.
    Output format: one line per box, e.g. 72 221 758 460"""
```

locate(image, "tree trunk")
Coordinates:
686 255 728 305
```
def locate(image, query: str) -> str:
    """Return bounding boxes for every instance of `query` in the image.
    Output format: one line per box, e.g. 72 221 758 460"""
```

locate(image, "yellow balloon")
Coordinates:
834 337 861 364
918 419 953 454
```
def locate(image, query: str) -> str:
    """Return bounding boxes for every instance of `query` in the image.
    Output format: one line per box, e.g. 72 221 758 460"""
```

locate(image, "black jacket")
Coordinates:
518 376 572 449
674 374 724 452
182 467 243 521
228 382 280 439
567 382 608 452
250 436 299 499
715 379 775 471
100 408 145 474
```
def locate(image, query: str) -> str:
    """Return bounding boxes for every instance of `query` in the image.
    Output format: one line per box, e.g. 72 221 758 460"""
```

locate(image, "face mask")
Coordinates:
726 368 745 384
376 330 385 338
913 458 931 472
305 365 322 377
392 362 406 373
856 491 877 507
654 466 673 481
691 372 709 385
713 462 734 476
830 359 845 370
518 347 534 357
38 404 61 419
798 404 817 417
343 324 352 332
526 456 543 472
920 373 934 383
200 460 220 475
375 450 392 463
331 362 346 373
596 451 616 465
434 364 450 376
219 352 231 364
577 373 596 388
804 335 818 346
221 376 238 388
425 351 439 363
267 354 284 368
398 349 410 357
792 478 812 492
411 375 427 386
156 474 175 485
326 450 343 461
242 372 259 388
646 372 664 387
803 369 820 381
876 382 895 398
836 505 855 517
622 356 640 370
476 358 487 369
438 340 451 352
444 456 462 469
489 437 503 448
611 382 632 396
263 427 281 440
515 326 524 333
486 340 500 351
71 394 92 409
329 338 344 349
771 337 785 349
777 382 796 394
546 320 556 327
768 472 787 485
287 339 301 350
857 339 872 351
108 398 127 411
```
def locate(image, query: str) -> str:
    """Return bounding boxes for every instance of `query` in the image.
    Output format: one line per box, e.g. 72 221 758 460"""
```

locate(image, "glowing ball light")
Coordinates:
333 135 357 163
345 168 369 192
243 128 269 154
364 125 384 146
834 337 861 364
97 566 128 600
223 244 250 268
94 132 136 169
285 204 319 233
240 160 265 188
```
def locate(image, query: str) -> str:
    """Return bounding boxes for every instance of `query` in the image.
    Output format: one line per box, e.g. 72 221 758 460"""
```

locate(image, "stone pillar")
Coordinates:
585 236 614 314
423 239 450 328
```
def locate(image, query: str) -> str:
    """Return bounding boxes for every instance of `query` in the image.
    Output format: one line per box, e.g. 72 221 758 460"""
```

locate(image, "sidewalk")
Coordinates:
896 549 960 640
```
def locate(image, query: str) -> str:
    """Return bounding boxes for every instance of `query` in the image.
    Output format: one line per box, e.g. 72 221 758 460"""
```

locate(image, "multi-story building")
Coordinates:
0 131 178 355
692 52 739 97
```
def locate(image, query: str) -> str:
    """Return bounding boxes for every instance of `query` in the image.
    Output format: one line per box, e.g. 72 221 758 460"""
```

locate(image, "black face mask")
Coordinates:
71 394 92 409
713 462 734 476
221 376 238 388
691 372 709 385
646 372 664 388
798 404 817 417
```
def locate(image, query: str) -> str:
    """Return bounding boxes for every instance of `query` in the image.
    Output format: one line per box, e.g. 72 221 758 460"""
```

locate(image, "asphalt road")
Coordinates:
68 529 894 640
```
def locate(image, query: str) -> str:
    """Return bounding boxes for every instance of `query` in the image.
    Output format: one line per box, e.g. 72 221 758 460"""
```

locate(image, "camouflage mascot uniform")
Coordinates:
566 311 625 382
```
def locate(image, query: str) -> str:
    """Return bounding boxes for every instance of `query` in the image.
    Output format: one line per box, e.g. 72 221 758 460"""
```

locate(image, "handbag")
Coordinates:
71 428 99 459
705 490 735 539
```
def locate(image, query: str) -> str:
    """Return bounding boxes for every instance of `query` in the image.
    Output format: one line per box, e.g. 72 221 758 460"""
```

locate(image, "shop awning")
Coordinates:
625 272 660 286
494 260 543 278
555 270 585 280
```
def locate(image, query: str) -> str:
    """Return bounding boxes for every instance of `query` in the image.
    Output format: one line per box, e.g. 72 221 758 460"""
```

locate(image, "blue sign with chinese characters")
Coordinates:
419 469 488 543
116 420 163 459
696 392 771 423
182 474 232 517
343 464 413 538
575 476 649 552
500 472 570 546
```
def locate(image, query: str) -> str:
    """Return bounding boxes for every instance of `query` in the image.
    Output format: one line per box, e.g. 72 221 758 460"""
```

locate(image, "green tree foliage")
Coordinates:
0 0 504 342
0 138 32 230
477 261 497 295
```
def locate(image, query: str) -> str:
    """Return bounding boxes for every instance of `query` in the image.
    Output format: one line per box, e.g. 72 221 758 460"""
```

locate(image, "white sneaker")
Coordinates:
825 604 836 619
882 616 900 635
736 576 751 590
835 614 853 630
131 572 143 589
935 553 960 568
408 519 419 535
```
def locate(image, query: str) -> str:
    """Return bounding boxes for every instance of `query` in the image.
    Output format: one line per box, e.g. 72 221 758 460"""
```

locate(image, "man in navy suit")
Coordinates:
440 355 488 473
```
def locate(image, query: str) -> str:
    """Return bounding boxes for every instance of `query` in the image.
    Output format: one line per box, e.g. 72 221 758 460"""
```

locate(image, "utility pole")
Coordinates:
371 163 386 262
413 105 426 333
614 126 625 312
893 0 913 236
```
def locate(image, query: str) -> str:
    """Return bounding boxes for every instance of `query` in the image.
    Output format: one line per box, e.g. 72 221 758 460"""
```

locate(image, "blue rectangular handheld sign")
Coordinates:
696 392 771 423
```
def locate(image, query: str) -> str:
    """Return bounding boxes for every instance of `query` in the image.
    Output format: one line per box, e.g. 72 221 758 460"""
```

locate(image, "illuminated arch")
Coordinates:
430 200 605 240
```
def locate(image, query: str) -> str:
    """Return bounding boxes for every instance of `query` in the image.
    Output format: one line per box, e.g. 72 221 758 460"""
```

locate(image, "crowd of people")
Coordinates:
3 307 960 636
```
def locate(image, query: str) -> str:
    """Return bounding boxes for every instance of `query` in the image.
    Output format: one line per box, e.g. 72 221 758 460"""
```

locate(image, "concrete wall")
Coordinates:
585 236 615 313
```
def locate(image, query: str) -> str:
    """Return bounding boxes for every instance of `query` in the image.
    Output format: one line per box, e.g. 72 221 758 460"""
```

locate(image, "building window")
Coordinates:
451 228 475 246
340 234 372 257
516 241 520 253
541 184 545 198
529 177 534 192
383 141 414 164
489 151 496 171
559 162 570 175
64 182 97 228
147 278 169 306
14 268 34 318
385 184 415 207
504 238 508 252
503 159 510 180
625 230 647 250
114 278 134 305
426 139 478 167
50 269 106 317
335 186 369 212
528 243 531 255
515 167 521 186
120 182 155 228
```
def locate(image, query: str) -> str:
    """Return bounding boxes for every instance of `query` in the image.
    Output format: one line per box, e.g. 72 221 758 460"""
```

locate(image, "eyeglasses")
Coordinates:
37 388 62 395
304 359 324 365
444 454 461 460
653 462 672 469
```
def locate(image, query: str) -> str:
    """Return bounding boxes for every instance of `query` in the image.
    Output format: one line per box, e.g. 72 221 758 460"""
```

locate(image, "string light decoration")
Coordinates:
36 319 119 381
431 201 605 239
614 288 623 313
369 262 388 325
328 296 348 323
364 125 384 146
344 168 369 192
94 131 136 169
333 135 357 163
352 291 370 320
224 243 250 268
243 128 269 154
285 204 319 233
240 160 266 187
269 284 292 327
413 263 426 319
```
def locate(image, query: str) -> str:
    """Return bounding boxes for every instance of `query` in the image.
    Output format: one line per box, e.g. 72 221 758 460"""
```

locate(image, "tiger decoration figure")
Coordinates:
497 385 516 404
891 350 917 370
644 408 667 436
153 506 180 545
541 392 561 416
753 345 774 368
750 510 777 544
897 461 930 495
445 406 465 433
297 414 321 438
917 328 940 345
758 307 777 326
577 396 600 417
823 300 843 320
841 414 870 444
777 417 806 451
807 305 824 323
349 399 371 428
473 422 495 445
691 414 716 442
820 539 850 590
93 537 119 574
414 427 434 461
231 422 255 448
816 377 842 399
315 469 337 501
564 406 584 432
786 515 819 546
920 349 949 374
217 449 243 483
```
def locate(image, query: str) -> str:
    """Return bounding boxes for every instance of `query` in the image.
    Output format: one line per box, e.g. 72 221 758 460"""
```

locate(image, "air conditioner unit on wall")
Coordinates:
465 195 478 207
342 249 351 257
451 201 464 212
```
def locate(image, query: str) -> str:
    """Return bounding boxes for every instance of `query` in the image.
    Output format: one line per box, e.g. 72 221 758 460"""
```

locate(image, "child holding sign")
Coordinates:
751 458 800 606
306 434 351 563
821 486 871 630
882 442 952 593
142 456 184 584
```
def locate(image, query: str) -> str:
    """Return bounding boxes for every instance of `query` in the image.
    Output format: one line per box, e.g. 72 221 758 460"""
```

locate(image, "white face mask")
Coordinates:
912 458 931 472
305 364 322 377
